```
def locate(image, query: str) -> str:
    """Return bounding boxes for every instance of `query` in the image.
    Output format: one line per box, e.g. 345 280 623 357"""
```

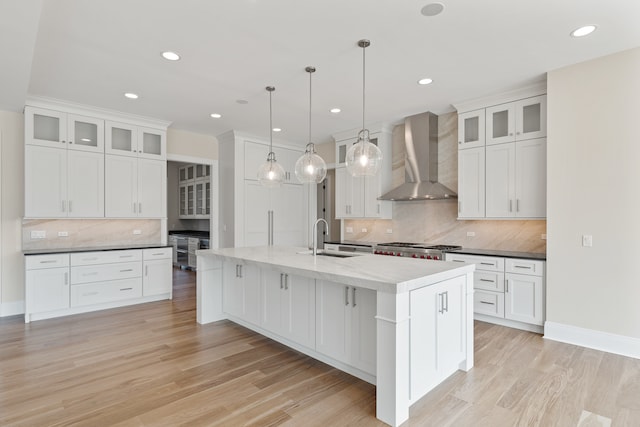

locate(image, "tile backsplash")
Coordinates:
23 219 162 250
344 111 546 253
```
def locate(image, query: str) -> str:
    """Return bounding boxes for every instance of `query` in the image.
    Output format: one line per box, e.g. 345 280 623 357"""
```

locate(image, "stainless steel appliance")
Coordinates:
373 242 462 260
324 241 374 254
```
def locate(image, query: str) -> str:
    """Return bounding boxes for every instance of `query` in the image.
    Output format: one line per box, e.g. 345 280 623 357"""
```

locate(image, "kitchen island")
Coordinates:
196 246 475 427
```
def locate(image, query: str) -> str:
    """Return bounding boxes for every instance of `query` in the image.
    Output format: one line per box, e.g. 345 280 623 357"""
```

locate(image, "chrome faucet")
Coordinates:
312 218 329 256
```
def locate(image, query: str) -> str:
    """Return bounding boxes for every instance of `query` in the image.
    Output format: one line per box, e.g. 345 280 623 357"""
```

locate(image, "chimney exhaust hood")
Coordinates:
378 111 457 201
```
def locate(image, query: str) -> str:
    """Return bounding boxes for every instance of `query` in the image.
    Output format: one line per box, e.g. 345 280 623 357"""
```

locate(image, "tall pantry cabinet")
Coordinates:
218 131 309 248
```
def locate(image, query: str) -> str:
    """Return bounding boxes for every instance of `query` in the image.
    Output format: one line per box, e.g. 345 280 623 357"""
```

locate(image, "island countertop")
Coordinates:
197 246 475 294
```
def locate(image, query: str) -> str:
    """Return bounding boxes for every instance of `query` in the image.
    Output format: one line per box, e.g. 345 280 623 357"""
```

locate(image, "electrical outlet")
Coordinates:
386 228 393 234
345 227 353 233
57 231 69 237
133 229 142 235
582 235 593 247
361 228 367 233
466 231 476 237
30 230 46 239
541 234 547 240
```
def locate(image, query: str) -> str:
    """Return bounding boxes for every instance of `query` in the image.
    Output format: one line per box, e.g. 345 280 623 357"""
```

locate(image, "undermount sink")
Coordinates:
297 249 362 258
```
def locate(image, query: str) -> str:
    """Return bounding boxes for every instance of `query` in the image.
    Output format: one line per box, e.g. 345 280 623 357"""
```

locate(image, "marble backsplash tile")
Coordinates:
23 219 162 250
344 111 546 254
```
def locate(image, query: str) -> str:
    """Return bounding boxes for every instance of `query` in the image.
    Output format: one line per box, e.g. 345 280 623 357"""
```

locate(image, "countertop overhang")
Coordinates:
197 246 475 294
24 244 171 256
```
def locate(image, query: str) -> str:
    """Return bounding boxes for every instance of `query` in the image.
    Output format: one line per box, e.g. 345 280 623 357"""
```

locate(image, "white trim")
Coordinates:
475 313 544 334
0 300 25 317
453 82 547 113
544 321 640 360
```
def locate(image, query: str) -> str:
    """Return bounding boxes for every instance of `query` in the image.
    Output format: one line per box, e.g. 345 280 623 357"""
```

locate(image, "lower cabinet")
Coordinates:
222 260 260 325
261 270 315 349
505 272 544 325
24 248 172 323
315 280 377 375
409 275 466 400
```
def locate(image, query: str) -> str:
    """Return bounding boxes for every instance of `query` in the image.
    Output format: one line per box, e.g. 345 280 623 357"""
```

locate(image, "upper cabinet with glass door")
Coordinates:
25 106 104 153
486 95 547 145
457 109 485 149
106 121 166 160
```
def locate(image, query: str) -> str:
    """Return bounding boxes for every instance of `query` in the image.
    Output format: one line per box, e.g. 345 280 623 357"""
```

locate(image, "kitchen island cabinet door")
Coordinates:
223 261 260 325
284 274 315 349
315 280 349 365
350 286 376 375
261 269 285 335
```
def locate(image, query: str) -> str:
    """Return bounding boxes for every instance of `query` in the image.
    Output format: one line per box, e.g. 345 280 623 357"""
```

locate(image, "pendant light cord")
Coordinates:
269 89 273 153
362 43 366 133
309 69 312 145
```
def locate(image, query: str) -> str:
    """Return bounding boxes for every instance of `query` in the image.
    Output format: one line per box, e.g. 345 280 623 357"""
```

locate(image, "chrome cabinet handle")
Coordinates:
284 274 288 291
119 255 133 258
235 264 239 277
352 287 356 307
480 262 495 266
516 199 520 212
480 301 495 305
505 280 509 292
438 293 444 314
444 291 449 313
39 260 57 264
119 287 133 291
345 286 349 306
514 265 532 269
120 269 134 273
452 260 465 263
280 273 284 289
133 202 137 213
145 265 148 276
480 278 495 283
238 265 242 278
139 202 142 214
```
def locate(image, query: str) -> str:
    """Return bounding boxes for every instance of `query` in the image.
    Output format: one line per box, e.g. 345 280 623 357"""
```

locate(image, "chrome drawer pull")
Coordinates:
120 287 133 291
152 252 164 256
39 260 57 264
480 301 495 305
120 269 134 272
514 265 532 269
480 279 495 283
119 255 134 258
480 262 495 266
452 260 465 263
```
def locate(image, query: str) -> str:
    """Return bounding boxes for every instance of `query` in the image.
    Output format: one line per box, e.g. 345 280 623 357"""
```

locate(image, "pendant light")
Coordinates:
295 66 327 184
345 39 383 177
257 86 286 187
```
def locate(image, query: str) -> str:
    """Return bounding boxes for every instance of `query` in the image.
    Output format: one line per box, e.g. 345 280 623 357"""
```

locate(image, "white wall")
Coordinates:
167 128 218 160
547 47 640 340
0 111 25 315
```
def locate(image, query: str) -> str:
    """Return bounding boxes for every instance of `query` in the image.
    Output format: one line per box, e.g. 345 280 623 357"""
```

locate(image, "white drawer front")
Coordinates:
445 253 504 272
143 247 172 260
474 290 505 317
474 271 505 292
71 250 142 266
505 258 544 276
26 254 70 270
70 278 142 307
71 261 141 284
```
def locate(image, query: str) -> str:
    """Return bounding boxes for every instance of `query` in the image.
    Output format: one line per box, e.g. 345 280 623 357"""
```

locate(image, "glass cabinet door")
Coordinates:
515 95 547 141
137 127 166 160
179 185 187 216
67 114 104 152
205 181 211 215
195 182 204 215
485 104 515 146
106 121 137 156
27 107 67 147
187 183 194 216
457 109 485 149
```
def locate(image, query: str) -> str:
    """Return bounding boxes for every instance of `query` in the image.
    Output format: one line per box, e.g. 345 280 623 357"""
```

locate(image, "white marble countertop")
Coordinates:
197 246 475 293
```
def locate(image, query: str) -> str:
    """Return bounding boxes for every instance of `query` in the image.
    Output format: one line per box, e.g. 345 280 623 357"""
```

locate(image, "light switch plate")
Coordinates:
582 235 593 247
30 230 46 239
361 228 367 233
386 229 393 234
345 227 353 233
57 231 69 237
133 229 142 235
466 231 476 237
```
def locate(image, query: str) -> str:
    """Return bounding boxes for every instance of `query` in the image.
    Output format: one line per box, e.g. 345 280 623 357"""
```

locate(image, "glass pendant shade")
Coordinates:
258 86 285 187
295 143 327 183
345 130 383 176
257 152 286 187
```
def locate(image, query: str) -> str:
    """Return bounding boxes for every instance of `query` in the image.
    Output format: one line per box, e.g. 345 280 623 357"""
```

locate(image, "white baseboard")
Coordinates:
544 321 640 360
0 300 25 317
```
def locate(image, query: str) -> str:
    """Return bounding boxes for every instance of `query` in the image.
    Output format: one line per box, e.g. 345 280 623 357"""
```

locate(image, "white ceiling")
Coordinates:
3 0 639 145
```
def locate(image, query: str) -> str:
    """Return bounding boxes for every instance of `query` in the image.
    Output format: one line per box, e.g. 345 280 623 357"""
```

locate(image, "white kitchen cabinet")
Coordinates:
177 163 211 220
105 121 166 160
485 139 546 218
457 109 485 149
243 180 306 247
505 258 545 326
457 146 485 219
243 141 302 184
410 275 466 400
25 106 104 153
261 270 315 349
485 95 547 145
222 261 260 325
142 248 173 297
25 145 104 218
105 155 166 218
179 165 195 183
333 126 393 219
25 254 70 317
315 280 376 375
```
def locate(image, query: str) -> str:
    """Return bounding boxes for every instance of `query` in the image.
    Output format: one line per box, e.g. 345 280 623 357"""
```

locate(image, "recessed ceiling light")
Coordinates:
571 25 597 37
421 2 445 17
124 92 139 99
161 51 180 61
273 128 282 132
330 108 341 113
236 99 249 105
210 113 222 118
418 78 433 85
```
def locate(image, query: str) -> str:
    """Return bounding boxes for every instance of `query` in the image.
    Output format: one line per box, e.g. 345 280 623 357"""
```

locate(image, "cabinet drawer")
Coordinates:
445 253 504 272
70 278 142 307
71 250 142 266
26 254 70 270
505 258 544 276
474 290 505 317
143 247 172 260
474 271 505 292
71 261 141 284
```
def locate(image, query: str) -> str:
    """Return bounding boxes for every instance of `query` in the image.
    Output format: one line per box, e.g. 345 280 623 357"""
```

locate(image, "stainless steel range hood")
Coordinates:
378 111 457 201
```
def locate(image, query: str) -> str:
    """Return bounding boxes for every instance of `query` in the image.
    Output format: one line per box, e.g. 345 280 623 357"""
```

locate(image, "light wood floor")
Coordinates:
2 269 639 426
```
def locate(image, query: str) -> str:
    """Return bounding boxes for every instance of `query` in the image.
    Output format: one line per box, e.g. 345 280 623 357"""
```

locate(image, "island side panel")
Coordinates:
461 270 475 371
196 254 225 324
375 290 410 427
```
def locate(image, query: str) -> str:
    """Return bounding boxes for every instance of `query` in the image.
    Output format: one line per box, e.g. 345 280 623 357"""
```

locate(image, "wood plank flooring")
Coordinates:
1 268 639 426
